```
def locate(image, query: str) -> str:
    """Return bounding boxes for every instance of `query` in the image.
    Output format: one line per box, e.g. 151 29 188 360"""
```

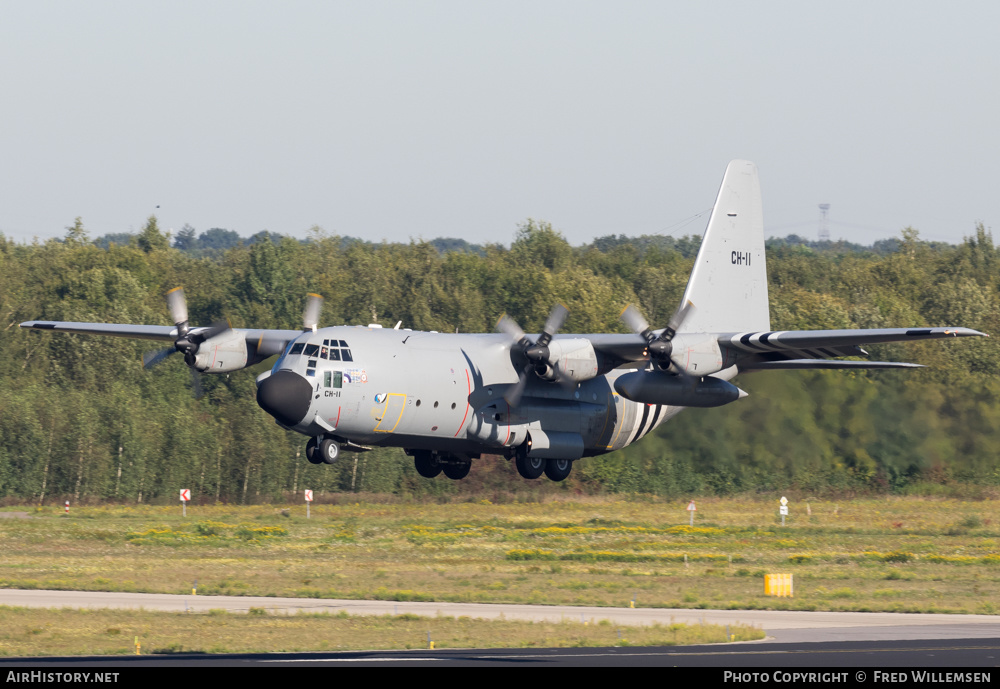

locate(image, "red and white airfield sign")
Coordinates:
180 489 191 502
304 490 314 502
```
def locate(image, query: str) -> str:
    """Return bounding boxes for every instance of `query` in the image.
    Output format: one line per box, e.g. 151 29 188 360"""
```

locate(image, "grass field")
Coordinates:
0 606 762 656
0 495 997 655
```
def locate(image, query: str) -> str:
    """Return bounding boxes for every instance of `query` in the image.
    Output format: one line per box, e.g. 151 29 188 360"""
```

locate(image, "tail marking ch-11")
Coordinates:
20 161 986 482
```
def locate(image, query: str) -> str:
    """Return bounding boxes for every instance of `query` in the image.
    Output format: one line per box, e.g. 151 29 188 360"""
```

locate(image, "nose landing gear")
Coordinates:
306 436 340 465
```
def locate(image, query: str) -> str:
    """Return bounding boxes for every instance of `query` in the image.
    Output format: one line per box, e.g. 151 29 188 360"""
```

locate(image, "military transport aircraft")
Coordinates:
20 160 987 482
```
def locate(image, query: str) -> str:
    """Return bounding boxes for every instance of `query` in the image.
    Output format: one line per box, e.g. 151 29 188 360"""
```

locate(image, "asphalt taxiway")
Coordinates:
2 588 998 643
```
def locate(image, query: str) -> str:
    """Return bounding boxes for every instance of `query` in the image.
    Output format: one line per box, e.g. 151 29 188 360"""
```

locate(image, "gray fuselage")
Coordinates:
257 325 679 461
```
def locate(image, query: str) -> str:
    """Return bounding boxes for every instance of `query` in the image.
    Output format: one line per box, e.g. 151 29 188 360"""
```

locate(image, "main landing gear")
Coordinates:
514 444 573 482
306 436 340 465
411 450 471 480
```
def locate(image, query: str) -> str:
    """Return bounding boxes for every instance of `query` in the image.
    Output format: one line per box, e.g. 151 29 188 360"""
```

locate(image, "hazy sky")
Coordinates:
2 1 998 247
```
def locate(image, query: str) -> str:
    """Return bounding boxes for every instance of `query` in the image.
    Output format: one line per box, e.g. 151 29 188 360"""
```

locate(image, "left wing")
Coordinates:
723 326 987 371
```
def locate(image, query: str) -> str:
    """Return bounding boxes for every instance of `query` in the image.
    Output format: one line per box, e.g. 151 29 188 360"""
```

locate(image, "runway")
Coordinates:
2 588 998 643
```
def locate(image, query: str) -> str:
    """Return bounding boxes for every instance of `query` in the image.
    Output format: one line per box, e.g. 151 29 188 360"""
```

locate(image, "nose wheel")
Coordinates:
306 436 340 465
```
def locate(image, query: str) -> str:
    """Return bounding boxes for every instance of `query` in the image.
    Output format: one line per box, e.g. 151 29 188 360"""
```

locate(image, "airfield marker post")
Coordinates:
305 489 313 518
64 501 69 515
686 500 696 526
180 488 190 517
779 496 789 526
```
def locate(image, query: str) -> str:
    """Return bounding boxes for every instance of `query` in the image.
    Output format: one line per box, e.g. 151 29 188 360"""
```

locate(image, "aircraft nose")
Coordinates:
256 370 312 427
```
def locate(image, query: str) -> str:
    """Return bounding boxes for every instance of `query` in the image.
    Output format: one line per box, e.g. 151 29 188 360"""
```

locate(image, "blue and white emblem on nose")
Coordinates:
374 393 387 403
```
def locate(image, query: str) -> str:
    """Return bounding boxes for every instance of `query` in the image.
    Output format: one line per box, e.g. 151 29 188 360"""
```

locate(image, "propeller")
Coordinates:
143 287 231 398
303 293 323 331
496 303 570 407
620 300 697 380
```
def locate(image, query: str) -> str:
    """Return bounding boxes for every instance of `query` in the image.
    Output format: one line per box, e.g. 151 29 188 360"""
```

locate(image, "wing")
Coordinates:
19 321 304 358
724 327 987 370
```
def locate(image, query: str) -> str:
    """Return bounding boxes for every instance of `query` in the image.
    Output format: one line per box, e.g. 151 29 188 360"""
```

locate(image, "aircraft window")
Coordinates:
304 344 319 357
322 347 331 360
290 343 305 355
328 349 341 361
324 371 331 387
342 349 353 362
333 371 342 388
338 340 348 347
307 359 317 368
323 339 330 346
306 369 316 377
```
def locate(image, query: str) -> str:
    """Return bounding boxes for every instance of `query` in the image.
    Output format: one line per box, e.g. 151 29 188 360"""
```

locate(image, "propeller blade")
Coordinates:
496 313 526 343
142 347 175 369
503 367 530 408
669 355 698 387
189 367 206 400
166 287 189 336
621 304 652 340
663 301 695 341
190 320 230 345
303 293 323 331
541 303 568 340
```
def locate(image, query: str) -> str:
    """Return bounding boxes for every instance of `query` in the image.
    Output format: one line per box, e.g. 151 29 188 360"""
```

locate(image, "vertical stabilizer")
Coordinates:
678 160 770 334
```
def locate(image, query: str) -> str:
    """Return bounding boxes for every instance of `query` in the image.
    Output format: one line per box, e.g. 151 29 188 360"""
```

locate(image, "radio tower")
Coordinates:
818 203 830 243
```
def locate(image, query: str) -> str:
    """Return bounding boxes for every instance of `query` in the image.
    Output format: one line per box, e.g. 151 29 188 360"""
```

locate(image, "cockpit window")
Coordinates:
289 343 304 355
304 344 320 357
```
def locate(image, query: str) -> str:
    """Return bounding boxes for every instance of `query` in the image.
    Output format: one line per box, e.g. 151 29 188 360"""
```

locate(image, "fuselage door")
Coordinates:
373 393 407 433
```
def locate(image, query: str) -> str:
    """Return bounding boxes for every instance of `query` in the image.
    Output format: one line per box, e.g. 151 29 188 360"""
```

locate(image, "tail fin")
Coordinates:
678 159 770 334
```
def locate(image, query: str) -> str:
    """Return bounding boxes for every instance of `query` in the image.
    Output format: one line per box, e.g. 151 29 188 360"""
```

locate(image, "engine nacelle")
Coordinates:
192 330 249 373
614 371 746 408
665 333 725 376
537 338 599 382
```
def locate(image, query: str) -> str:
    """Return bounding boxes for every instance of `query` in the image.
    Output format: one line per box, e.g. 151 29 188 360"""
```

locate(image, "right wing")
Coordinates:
19 321 304 360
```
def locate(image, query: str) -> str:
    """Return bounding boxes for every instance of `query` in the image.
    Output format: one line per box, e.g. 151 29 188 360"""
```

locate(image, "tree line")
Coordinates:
1 217 997 504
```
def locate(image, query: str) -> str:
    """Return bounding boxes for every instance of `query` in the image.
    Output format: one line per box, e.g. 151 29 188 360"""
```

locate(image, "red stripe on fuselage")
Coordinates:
504 400 511 446
454 369 472 437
